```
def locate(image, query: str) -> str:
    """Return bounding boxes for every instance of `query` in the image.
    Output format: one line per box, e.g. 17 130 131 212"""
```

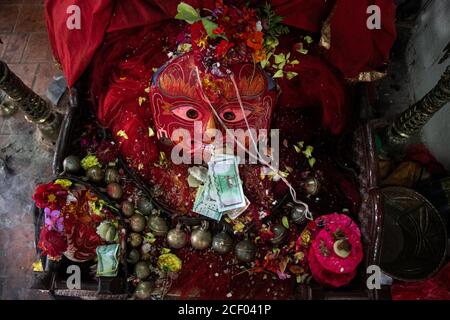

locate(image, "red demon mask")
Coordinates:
149 52 277 153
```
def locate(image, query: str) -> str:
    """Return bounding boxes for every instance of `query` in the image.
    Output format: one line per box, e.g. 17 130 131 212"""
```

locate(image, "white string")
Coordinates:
194 67 313 220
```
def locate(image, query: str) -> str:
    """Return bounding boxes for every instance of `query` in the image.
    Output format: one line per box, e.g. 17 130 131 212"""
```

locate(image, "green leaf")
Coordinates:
273 69 284 78
308 157 316 168
304 36 313 44
282 216 290 229
202 18 218 38
175 2 201 24
274 53 285 64
286 71 298 80
260 59 270 69
302 145 314 158
289 59 300 65
161 247 171 254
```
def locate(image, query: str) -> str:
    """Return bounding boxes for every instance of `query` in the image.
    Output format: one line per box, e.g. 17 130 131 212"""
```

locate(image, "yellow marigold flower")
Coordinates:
54 179 72 189
32 260 43 272
157 253 182 273
116 130 129 140
301 230 311 247
81 155 101 170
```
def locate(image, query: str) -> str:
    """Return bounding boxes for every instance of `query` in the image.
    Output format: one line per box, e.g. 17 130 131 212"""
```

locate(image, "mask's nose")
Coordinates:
203 115 217 144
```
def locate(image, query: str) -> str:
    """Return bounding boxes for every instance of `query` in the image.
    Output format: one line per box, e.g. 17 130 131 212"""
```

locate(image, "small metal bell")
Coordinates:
270 224 287 245
63 155 81 173
86 166 104 183
234 239 256 263
289 203 308 225
121 201 135 217
137 196 153 216
104 167 120 184
303 177 320 195
106 182 123 200
190 221 212 250
129 214 146 233
127 248 140 264
134 281 154 300
167 224 188 249
147 214 169 237
134 261 150 280
212 229 233 254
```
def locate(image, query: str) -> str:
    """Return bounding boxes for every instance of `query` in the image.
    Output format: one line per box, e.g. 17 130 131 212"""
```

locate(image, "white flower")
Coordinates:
256 21 263 32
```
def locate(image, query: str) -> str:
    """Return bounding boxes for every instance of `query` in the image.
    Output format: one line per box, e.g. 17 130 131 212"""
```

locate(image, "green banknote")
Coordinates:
96 243 120 277
192 177 223 221
208 154 246 213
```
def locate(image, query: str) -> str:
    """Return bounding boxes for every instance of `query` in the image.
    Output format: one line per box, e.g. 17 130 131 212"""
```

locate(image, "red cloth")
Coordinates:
391 262 450 300
45 0 395 86
325 0 397 78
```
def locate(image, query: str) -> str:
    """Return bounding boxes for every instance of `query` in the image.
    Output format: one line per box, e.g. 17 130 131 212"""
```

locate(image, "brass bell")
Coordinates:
234 238 256 263
289 203 308 225
63 155 81 173
303 177 320 196
270 224 287 245
86 166 104 183
104 167 120 184
212 229 233 254
137 196 153 216
190 221 212 250
166 224 188 249
147 214 169 237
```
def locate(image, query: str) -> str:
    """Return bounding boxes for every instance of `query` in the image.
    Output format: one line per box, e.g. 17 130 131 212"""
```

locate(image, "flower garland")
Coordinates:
174 1 289 77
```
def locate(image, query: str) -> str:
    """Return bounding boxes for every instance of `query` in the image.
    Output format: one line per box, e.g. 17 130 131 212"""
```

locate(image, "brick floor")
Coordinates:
0 0 55 300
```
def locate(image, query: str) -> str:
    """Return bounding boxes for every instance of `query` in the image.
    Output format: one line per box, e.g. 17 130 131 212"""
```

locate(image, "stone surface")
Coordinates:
0 0 52 300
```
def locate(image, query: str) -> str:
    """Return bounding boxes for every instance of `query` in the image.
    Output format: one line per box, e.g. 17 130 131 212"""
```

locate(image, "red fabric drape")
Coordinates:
324 0 397 78
45 0 395 87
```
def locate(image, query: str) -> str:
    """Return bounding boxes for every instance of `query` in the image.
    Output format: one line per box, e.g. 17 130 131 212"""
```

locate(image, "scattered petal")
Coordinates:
304 36 313 44
32 260 44 272
116 130 129 140
286 71 298 80
273 70 284 78
138 97 147 106
282 216 289 229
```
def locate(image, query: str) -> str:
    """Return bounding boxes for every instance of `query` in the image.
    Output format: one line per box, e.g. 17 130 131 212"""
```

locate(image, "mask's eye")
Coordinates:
172 106 203 121
219 107 252 123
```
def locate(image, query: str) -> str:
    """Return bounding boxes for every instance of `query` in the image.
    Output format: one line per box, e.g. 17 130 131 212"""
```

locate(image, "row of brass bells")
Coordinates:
122 196 153 218
190 221 212 250
166 224 189 249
